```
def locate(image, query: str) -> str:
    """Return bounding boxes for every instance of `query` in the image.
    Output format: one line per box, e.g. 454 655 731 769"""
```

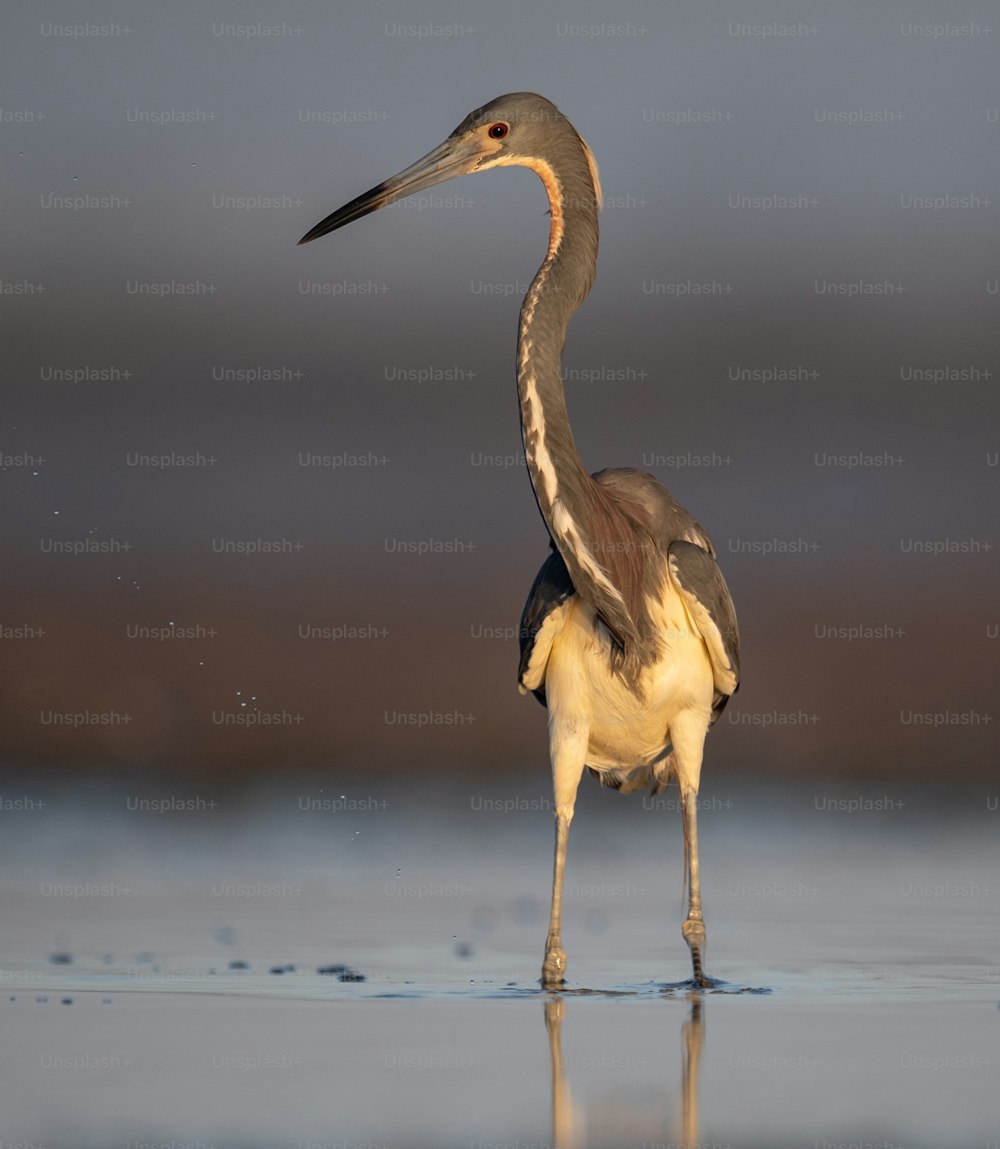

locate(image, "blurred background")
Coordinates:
2 0 997 789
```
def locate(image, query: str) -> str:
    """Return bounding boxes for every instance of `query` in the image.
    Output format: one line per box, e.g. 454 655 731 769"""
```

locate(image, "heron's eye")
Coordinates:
487 122 509 140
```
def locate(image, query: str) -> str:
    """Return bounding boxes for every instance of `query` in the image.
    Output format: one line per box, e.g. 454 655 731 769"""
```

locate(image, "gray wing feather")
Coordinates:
517 548 575 707
667 539 740 719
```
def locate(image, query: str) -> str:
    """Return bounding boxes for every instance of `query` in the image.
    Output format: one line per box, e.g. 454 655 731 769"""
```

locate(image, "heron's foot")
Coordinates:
681 917 708 984
541 945 567 988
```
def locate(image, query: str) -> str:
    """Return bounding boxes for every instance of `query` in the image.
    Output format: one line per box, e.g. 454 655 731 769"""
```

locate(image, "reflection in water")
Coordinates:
544 993 705 1149
680 996 704 1149
545 997 582 1149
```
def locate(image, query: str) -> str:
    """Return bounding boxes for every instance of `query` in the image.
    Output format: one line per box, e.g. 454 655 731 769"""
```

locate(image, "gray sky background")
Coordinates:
3 0 997 780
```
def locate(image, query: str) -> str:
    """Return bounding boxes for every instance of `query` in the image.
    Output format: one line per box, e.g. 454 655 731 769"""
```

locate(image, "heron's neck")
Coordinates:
515 163 650 660
516 178 599 537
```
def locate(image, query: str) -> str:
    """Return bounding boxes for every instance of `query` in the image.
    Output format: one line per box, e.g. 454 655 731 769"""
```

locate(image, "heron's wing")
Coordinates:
667 539 740 719
517 549 575 707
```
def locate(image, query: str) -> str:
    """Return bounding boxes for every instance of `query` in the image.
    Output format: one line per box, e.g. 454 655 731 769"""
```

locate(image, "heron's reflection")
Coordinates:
544 992 705 1149
680 995 704 1149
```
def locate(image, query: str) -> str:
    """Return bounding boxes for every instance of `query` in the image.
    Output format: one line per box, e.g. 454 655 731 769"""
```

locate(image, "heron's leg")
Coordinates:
542 720 587 988
671 715 711 986
542 807 575 987
680 787 708 985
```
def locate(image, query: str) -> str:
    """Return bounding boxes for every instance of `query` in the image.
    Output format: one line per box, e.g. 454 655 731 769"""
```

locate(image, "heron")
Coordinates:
299 92 740 989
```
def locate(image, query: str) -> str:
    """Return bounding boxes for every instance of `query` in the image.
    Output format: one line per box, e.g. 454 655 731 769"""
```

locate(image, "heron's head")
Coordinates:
298 92 601 245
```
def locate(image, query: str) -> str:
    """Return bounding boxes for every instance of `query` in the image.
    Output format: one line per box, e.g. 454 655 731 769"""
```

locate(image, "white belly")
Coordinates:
544 592 715 772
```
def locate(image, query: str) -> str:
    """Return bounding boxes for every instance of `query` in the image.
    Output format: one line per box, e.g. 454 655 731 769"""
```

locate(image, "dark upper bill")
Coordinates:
298 136 490 245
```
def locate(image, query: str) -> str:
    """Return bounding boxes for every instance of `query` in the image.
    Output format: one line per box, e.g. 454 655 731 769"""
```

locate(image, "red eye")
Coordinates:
488 122 509 139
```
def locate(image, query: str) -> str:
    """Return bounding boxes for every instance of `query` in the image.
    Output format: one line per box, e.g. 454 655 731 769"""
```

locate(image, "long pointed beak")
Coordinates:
298 136 487 245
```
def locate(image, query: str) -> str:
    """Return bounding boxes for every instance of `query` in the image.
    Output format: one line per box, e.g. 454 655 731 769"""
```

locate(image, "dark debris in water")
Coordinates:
317 964 365 982
48 952 73 965
269 964 296 975
228 960 250 971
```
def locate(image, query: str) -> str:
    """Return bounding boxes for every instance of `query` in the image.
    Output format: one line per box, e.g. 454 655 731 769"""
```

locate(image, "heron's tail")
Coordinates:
588 752 676 795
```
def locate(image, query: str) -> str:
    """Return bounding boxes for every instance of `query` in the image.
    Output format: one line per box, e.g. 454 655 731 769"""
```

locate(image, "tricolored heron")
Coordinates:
299 93 740 988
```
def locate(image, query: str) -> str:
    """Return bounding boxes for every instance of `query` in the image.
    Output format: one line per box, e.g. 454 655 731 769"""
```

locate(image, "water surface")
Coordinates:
3 776 997 1147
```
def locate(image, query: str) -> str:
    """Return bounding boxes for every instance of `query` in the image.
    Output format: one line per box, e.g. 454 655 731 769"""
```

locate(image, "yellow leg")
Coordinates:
542 720 587 987
670 714 712 987
680 786 709 985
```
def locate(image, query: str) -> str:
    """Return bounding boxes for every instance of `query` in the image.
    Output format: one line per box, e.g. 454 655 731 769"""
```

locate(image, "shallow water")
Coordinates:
2 775 997 1147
